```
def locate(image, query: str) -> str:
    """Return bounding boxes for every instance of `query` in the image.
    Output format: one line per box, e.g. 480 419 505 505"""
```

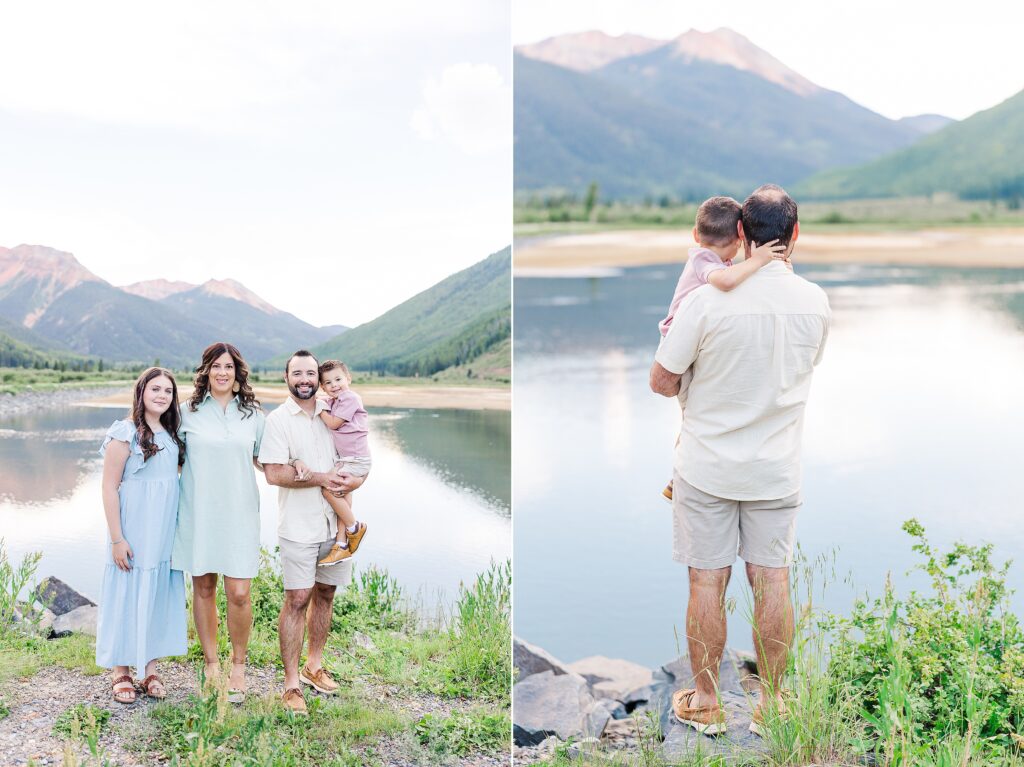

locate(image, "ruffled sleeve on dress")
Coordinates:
99 419 136 456
99 419 148 474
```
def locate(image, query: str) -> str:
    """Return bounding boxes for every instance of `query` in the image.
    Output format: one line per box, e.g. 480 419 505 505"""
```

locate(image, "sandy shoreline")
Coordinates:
514 228 1024 272
78 384 511 412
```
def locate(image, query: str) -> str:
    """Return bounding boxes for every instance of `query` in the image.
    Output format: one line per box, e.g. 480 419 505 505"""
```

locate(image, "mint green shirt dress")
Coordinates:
172 393 265 578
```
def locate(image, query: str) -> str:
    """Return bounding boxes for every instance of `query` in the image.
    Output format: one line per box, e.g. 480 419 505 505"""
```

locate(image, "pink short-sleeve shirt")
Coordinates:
658 247 732 336
327 390 370 459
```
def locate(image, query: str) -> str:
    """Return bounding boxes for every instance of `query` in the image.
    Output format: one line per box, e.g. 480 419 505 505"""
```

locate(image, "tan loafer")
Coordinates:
662 482 674 503
317 543 354 566
672 688 726 736
281 687 308 716
299 664 339 695
346 522 368 554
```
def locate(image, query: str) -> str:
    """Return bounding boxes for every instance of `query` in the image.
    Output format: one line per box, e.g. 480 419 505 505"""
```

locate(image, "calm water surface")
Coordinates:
514 263 1024 667
0 405 510 607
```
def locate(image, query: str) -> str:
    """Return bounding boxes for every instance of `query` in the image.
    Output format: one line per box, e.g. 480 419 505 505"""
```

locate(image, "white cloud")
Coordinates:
411 63 511 156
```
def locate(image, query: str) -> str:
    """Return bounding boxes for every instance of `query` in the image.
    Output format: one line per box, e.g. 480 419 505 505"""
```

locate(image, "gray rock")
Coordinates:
50 604 97 637
513 636 570 681
566 655 653 700
33 577 95 616
352 631 377 652
513 670 607 745
657 652 743 697
591 697 627 721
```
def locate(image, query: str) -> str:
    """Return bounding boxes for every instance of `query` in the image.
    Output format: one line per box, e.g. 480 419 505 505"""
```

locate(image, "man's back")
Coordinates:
655 260 830 500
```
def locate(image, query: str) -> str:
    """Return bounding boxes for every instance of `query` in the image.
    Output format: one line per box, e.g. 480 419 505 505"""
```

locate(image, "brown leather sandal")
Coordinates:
137 674 166 700
112 674 136 704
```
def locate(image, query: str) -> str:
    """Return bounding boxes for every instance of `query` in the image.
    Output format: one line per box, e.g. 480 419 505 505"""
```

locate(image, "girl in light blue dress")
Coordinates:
96 367 187 704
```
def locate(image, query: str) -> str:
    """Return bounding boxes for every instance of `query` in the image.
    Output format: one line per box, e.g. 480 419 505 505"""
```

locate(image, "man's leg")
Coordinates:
305 582 337 671
687 565 732 709
279 587 313 690
746 563 793 701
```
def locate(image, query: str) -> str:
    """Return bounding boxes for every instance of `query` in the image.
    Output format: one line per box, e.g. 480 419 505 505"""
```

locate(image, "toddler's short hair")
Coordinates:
319 359 350 379
695 196 742 246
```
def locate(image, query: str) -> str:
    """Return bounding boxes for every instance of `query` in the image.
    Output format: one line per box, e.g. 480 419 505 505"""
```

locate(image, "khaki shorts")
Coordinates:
279 537 354 590
672 471 800 569
334 456 372 477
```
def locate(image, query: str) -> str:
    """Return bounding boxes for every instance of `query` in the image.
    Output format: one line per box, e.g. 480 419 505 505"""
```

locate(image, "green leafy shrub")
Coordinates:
415 708 509 756
827 520 1024 761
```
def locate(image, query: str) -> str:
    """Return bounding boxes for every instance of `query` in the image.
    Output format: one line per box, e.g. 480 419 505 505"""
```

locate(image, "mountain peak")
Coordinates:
120 279 196 301
199 278 280 315
669 27 821 97
0 244 105 327
516 29 664 71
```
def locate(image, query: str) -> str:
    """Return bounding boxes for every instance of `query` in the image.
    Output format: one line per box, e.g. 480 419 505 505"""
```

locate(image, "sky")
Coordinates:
0 0 511 327
513 0 1024 121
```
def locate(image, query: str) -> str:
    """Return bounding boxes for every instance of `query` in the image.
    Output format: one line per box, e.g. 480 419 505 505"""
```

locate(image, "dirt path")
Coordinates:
0 663 506 766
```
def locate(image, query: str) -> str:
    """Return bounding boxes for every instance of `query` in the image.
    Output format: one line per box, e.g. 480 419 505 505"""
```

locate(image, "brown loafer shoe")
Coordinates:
672 688 726 735
281 687 308 716
317 543 354 566
299 664 339 695
346 522 368 554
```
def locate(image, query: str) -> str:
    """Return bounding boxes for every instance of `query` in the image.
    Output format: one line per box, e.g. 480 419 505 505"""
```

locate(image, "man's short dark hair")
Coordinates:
694 196 742 246
285 349 319 374
741 184 798 247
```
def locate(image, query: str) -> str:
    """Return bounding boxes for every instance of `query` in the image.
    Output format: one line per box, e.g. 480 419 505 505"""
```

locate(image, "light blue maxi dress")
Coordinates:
95 420 187 671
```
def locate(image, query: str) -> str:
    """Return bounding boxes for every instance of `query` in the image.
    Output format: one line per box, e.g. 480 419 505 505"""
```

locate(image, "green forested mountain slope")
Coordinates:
310 248 511 377
797 89 1024 200
515 46 923 199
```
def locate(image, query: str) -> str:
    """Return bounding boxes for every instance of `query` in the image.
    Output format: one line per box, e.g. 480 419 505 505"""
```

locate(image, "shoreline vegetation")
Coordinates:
0 374 511 413
515 522 1024 766
514 196 1024 271
0 544 511 767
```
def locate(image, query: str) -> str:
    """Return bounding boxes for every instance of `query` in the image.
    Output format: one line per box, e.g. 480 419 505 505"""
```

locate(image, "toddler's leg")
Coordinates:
321 487 356 543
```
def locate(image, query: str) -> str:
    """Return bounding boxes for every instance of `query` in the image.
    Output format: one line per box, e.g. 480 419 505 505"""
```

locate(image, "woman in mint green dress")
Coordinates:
172 342 264 701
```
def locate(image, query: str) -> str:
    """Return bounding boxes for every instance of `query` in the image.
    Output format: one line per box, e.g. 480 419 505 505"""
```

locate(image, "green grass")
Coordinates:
416 708 510 756
53 705 111 738
1 544 510 766
0 367 148 396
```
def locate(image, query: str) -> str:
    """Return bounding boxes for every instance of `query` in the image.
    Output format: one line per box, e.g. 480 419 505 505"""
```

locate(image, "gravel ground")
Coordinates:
0 662 508 766
0 386 126 420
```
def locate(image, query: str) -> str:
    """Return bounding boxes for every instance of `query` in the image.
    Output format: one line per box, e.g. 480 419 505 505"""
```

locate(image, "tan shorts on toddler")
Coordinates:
334 455 372 477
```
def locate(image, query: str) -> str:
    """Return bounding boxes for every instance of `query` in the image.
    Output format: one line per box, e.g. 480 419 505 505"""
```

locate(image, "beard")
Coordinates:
288 379 319 400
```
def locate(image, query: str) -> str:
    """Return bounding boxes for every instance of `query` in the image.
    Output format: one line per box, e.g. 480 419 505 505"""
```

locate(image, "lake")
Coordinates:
0 404 510 609
513 262 1024 668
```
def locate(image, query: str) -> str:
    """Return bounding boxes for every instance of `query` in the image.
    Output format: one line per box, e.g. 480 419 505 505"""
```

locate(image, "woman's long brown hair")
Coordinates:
188 342 260 418
131 367 186 466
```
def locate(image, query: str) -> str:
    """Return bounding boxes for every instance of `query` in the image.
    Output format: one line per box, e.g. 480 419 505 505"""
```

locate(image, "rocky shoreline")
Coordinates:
512 637 765 764
0 386 126 420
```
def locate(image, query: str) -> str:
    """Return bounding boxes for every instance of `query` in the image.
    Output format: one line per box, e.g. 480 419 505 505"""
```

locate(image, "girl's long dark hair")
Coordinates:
188 342 260 418
131 367 186 466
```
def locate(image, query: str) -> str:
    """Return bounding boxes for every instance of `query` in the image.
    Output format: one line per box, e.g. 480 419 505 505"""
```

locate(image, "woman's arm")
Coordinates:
101 441 133 571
